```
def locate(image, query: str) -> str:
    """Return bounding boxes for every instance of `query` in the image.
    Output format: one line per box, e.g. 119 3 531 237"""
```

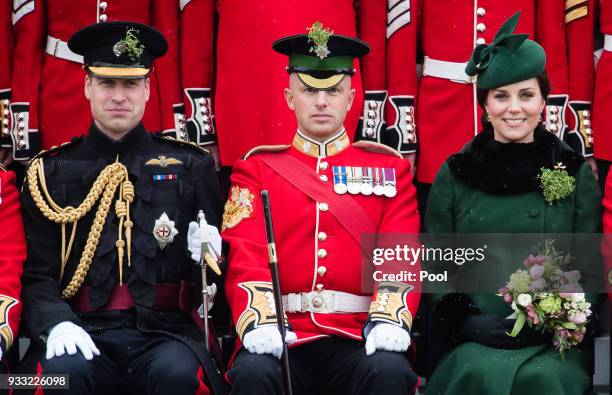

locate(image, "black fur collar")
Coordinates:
447 126 584 195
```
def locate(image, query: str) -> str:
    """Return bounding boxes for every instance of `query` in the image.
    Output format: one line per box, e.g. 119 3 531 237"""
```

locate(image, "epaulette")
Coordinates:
0 163 6 172
244 144 291 160
353 140 403 159
151 134 210 156
28 136 84 163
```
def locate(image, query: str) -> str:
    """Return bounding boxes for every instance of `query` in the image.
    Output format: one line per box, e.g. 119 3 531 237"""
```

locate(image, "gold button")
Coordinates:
318 232 327 241
318 203 329 211
317 266 327 276
319 161 329 170
316 284 324 291
99 14 108 22
319 175 328 182
317 249 327 258
475 37 486 45
476 7 486 16
476 23 486 32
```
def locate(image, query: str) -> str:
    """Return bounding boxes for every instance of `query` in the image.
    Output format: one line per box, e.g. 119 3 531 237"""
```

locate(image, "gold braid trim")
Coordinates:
27 158 133 299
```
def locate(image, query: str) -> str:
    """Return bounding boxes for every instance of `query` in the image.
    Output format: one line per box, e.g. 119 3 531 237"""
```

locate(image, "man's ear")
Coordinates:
144 77 151 102
84 75 92 100
284 86 295 111
346 87 356 111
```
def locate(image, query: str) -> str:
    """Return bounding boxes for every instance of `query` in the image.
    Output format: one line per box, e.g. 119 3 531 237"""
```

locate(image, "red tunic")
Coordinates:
565 0 596 157
10 0 182 160
414 0 569 183
593 0 612 161
0 169 26 356
180 0 392 165
602 170 612 301
222 131 421 357
0 0 12 149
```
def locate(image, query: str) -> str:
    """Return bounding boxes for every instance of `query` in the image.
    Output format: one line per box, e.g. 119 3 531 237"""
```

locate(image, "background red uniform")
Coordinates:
412 1 569 184
180 0 411 166
10 0 183 160
593 0 612 162
0 0 12 151
0 168 26 360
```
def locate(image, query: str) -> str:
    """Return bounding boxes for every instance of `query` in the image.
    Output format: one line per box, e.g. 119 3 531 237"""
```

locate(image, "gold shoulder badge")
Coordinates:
222 186 255 231
0 295 18 349
145 155 184 168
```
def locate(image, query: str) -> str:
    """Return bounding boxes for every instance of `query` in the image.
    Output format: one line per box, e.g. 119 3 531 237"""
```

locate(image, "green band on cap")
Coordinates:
288 53 353 71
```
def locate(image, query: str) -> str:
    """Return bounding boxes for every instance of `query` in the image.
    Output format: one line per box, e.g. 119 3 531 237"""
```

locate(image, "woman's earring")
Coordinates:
538 114 543 123
486 113 491 122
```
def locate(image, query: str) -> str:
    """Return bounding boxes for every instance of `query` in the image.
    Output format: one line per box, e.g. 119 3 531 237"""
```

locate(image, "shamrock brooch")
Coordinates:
538 162 575 205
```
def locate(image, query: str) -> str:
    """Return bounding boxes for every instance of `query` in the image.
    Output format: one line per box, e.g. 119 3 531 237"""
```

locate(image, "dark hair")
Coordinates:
477 71 551 128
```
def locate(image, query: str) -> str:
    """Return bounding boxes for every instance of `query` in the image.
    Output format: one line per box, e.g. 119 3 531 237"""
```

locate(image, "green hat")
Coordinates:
272 21 370 90
465 12 546 89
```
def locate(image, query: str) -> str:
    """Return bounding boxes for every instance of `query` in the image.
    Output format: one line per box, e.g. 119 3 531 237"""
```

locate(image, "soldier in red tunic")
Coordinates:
0 166 26 371
0 0 13 166
8 0 185 161
179 0 417 169
218 23 421 394
593 0 612 185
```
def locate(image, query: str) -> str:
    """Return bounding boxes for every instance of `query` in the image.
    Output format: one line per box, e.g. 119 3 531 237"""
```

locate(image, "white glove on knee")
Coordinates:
187 221 221 262
46 321 100 360
242 326 297 359
364 323 411 356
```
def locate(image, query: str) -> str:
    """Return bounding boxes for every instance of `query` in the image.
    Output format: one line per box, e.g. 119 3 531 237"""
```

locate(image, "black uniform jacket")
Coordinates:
20 123 222 346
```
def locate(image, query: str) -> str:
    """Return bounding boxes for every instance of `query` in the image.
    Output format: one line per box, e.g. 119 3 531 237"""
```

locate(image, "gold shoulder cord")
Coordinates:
27 157 134 299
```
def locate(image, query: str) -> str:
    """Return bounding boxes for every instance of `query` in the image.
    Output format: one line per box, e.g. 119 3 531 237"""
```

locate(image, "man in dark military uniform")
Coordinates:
17 21 225 395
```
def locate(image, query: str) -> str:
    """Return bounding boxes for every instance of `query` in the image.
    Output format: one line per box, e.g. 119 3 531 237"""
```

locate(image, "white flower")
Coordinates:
511 301 518 311
570 293 585 302
517 293 533 307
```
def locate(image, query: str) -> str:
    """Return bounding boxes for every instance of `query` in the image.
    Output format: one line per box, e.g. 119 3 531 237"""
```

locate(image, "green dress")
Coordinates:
424 127 601 395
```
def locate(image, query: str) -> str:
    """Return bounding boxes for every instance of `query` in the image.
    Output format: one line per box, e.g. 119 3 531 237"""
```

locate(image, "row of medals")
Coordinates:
332 166 397 198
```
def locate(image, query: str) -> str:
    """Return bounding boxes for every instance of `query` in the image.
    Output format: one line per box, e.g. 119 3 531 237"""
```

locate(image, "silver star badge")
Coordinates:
153 212 179 249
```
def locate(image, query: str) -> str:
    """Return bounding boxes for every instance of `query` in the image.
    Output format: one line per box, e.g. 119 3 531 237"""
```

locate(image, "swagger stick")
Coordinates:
261 190 293 395
197 210 222 351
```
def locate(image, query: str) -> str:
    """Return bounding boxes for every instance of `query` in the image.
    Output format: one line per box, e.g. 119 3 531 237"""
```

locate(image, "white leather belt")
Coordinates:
422 56 474 84
604 34 612 52
45 35 84 64
282 290 371 314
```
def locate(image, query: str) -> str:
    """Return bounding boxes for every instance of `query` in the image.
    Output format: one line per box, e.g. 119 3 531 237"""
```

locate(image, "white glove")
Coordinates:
46 321 100 361
364 323 411 356
242 326 297 359
197 283 218 316
188 221 221 263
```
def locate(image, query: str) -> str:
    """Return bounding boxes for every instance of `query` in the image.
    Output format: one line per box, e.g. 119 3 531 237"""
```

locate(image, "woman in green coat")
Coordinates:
424 13 601 395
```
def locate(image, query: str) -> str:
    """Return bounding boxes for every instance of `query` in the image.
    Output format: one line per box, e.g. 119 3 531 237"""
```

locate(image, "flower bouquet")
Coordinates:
498 240 591 356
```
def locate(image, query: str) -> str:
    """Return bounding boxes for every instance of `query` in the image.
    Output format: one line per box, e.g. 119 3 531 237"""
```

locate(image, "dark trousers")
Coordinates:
227 337 418 395
415 181 432 229
597 158 611 195
15 327 207 395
